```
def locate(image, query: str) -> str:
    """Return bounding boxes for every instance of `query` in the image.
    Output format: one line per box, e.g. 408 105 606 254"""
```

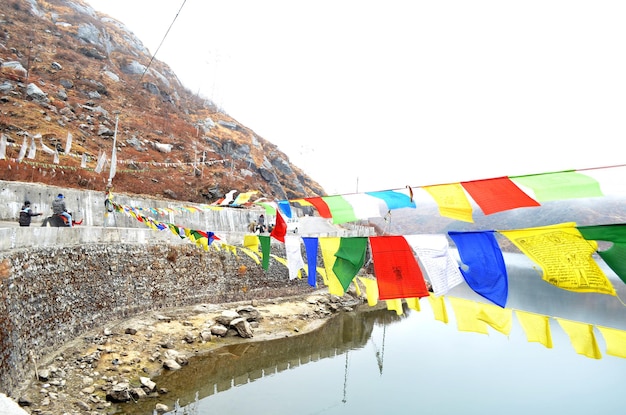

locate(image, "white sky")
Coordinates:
85 0 626 195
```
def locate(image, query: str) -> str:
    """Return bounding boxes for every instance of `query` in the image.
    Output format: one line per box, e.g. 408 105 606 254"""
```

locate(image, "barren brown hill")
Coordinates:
0 0 325 203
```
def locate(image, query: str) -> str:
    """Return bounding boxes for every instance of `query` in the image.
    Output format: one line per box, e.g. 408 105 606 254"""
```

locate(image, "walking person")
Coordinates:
19 201 42 227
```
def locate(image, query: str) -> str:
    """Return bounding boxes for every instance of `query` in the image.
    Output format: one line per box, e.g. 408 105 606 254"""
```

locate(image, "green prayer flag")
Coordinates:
578 224 626 284
511 171 603 202
322 195 358 224
259 235 271 270
332 237 368 292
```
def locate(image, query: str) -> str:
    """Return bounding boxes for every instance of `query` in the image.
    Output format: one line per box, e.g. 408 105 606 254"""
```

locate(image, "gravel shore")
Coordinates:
12 289 365 414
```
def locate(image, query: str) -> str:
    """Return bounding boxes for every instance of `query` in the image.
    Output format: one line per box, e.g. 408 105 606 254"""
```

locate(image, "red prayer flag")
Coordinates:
461 177 540 215
270 211 287 242
369 235 430 300
304 197 333 218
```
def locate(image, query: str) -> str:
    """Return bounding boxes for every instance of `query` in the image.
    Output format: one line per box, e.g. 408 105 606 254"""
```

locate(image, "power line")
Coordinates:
133 0 187 91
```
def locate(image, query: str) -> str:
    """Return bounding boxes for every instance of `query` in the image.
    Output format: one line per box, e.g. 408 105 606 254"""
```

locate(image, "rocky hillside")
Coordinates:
0 0 326 203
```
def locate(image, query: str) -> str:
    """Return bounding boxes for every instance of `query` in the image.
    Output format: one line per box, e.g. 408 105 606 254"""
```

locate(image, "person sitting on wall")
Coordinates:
19 201 42 227
248 220 257 233
52 193 73 227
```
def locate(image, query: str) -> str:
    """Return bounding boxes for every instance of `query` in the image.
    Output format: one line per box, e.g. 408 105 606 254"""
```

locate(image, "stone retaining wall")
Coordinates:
0 239 312 396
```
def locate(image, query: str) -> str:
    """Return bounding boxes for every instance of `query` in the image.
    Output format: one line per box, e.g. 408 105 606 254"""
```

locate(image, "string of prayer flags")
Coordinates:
577 223 626 285
510 171 603 202
369 235 430 300
404 234 464 296
461 176 540 215
302 237 319 287
448 231 509 307
332 237 368 292
514 310 553 348
500 223 616 296
555 318 602 359
423 183 474 222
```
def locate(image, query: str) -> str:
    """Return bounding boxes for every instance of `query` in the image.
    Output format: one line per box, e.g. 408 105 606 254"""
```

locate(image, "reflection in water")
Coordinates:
119 254 626 414
118 305 406 414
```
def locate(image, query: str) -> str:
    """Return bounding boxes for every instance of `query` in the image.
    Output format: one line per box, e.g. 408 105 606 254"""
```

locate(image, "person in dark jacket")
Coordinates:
52 193 72 227
19 201 42 227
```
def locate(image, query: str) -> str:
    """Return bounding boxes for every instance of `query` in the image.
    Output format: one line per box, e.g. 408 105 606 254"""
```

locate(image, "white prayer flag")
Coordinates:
0 134 6 160
81 153 87 168
64 132 72 154
17 137 28 161
27 135 37 159
94 151 107 173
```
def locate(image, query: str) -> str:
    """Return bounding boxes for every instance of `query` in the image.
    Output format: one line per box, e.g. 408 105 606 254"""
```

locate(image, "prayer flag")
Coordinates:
501 223 616 296
332 237 368 292
17 136 28 161
319 237 347 296
405 298 421 311
243 235 260 253
476 302 513 335
304 197 332 218
578 224 626 285
341 193 388 220
461 176 540 215
270 210 287 242
428 294 449 324
448 231 508 307
365 190 416 210
386 299 404 315
556 318 602 359
448 297 489 334
285 235 305 280
259 235 271 270
423 183 474 222
232 191 258 206
358 276 379 306
278 200 292 218
321 195 358 224
596 326 626 358
369 235 429 300
302 237 319 287
515 310 553 348
404 234 464 296
65 131 72 154
510 171 603 202
0 134 6 159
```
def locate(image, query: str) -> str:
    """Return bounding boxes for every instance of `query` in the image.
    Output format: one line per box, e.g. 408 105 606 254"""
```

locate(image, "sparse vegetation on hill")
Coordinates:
0 0 325 203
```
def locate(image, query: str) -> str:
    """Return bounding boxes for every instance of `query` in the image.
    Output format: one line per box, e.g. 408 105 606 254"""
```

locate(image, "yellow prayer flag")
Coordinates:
243 235 260 253
448 297 489 335
500 223 616 296
319 237 346 296
476 303 513 335
515 310 553 348
386 299 404 315
358 277 379 307
428 294 449 324
405 298 421 312
556 318 602 359
423 183 474 223
270 254 288 267
596 325 626 359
